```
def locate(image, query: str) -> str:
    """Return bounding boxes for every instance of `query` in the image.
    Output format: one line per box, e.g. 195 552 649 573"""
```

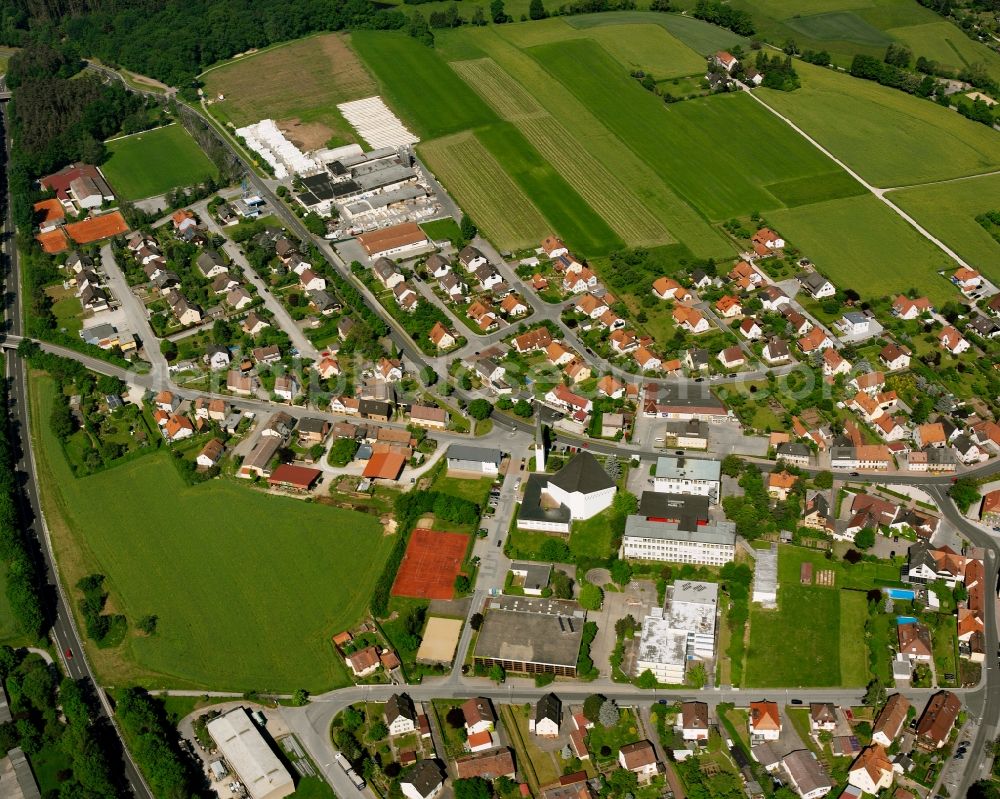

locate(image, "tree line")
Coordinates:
114 687 210 798
0 360 50 643
3 0 408 88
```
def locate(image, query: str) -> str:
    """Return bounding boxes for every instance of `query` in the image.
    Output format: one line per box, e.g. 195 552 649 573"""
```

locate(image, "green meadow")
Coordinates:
30 374 394 692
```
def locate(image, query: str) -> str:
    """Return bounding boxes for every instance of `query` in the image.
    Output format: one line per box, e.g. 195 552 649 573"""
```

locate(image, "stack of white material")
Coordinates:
235 119 319 178
337 96 419 149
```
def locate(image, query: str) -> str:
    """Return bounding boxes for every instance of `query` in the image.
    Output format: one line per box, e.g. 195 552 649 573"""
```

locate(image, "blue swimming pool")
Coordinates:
887 588 915 600
896 616 918 624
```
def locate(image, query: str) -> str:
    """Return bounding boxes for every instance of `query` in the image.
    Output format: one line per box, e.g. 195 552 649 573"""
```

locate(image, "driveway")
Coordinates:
100 244 169 378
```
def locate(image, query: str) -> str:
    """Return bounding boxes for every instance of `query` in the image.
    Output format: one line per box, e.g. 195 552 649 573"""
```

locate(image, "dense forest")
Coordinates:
1 0 407 87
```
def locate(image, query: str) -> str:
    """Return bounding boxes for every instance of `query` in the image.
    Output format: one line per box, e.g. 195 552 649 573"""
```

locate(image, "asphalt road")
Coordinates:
0 108 153 797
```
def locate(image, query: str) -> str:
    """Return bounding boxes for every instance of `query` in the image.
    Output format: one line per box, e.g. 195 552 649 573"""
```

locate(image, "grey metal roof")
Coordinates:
447 445 502 466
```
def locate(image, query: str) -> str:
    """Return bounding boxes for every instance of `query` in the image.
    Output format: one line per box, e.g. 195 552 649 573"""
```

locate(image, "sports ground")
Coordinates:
30 375 394 692
102 124 218 200
391 528 469 600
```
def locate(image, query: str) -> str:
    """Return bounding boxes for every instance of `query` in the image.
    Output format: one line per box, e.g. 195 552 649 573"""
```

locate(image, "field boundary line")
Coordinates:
743 86 974 271
881 167 1000 193
104 121 178 144
196 31 328 79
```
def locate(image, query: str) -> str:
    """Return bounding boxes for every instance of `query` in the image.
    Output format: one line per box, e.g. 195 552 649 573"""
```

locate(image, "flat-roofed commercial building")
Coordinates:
473 596 586 677
621 515 736 566
207 708 294 799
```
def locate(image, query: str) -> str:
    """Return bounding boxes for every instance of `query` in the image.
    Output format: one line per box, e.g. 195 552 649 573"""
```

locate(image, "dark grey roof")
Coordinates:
298 417 328 434
511 562 552 591
448 445 502 466
535 693 561 725
402 760 443 799
777 442 810 458
547 452 614 495
805 492 830 518
519 473 571 527
359 399 393 418
637 492 709 531
385 692 417 723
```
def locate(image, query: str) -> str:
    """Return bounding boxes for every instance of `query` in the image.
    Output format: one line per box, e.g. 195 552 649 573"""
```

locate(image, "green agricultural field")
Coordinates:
475 123 623 254
201 33 378 149
669 0 937 67
758 61 1000 187
531 39 855 219
420 132 549 251
351 31 498 140
888 175 1000 285
567 11 749 55
495 17 706 78
102 124 218 201
784 12 894 47
888 21 1000 85
29 374 394 692
768 194 954 302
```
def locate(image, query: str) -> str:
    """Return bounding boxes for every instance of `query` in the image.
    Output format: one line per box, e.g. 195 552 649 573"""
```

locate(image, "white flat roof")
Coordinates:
207 708 293 799
637 613 687 667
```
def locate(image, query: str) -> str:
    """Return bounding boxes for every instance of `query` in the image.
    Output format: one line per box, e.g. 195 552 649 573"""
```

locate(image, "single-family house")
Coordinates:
880 343 911 372
797 272 835 299
749 701 781 741
938 325 970 355
892 295 932 320
429 321 456 350
530 694 561 738
619 741 658 783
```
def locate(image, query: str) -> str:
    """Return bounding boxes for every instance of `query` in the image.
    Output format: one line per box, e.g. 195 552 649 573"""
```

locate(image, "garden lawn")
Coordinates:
432 472 493 506
776 544 901 589
767 194 954 303
529 39 853 220
839 590 870 687
746 585 844 687
569 505 618 560
887 175 1000 286
351 31 498 140
102 124 217 200
758 60 1000 187
29 373 394 692
201 33 378 148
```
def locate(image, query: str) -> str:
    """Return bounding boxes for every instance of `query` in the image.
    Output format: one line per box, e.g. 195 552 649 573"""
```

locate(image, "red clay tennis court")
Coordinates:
391 528 469 600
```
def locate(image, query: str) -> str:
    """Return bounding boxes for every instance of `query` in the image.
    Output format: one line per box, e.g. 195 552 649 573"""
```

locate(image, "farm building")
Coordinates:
267 464 322 491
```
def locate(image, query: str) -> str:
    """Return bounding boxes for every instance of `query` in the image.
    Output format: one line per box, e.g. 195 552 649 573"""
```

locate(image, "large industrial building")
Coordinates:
473 596 586 677
207 708 294 799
